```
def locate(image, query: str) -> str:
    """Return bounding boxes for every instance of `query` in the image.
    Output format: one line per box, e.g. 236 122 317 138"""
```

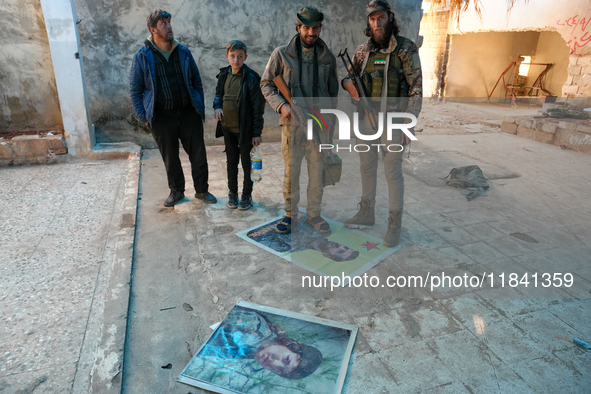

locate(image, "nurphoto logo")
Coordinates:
306 109 418 152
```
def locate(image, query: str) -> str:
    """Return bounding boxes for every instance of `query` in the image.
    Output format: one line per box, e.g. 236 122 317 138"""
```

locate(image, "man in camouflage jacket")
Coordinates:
342 0 422 247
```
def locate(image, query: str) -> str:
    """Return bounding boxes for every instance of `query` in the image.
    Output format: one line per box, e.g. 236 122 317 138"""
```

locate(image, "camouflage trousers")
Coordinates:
356 118 405 212
281 125 327 218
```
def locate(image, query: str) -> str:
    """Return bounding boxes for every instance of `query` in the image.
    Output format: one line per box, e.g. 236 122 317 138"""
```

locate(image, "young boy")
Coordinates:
214 40 265 210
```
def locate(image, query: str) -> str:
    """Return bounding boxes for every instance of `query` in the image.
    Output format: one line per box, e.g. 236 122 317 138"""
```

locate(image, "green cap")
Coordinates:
297 6 324 26
366 0 391 17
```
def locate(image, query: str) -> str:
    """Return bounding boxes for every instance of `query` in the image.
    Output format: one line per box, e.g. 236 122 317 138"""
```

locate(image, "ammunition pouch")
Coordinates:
369 70 383 101
322 151 342 187
360 72 373 98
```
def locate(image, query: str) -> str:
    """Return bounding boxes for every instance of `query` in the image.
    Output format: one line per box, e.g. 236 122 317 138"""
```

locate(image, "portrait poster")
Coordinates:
177 301 358 394
236 214 400 279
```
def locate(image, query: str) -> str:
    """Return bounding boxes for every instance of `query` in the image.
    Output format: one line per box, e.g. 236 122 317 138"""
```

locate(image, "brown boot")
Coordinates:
344 198 375 228
383 210 403 247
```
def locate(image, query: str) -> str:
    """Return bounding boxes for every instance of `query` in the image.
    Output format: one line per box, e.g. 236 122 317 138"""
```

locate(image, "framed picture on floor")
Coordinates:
177 301 358 394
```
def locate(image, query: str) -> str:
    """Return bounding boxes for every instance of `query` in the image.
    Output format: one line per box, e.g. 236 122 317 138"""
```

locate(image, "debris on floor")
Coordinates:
543 107 589 119
573 338 591 350
510 232 539 243
444 165 489 201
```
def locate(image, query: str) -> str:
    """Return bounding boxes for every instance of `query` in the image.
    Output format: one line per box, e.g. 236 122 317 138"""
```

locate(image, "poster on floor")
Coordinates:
177 301 358 394
235 213 400 279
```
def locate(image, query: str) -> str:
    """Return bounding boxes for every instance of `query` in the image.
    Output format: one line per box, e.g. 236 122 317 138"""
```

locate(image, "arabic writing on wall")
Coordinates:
557 13 591 54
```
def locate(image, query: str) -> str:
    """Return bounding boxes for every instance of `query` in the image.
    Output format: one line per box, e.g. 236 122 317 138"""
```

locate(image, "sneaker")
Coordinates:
227 193 239 209
238 195 253 211
164 190 185 207
195 192 217 204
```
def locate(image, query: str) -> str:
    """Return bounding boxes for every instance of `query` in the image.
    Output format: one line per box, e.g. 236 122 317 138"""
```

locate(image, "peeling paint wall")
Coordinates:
0 0 63 133
533 31 570 97
71 0 422 142
443 0 590 99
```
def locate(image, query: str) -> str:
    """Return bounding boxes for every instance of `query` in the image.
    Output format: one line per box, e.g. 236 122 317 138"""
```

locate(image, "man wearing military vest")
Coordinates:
342 0 422 247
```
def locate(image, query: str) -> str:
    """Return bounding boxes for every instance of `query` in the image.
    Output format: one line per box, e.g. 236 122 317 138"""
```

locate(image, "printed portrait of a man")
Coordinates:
179 303 356 393
200 306 323 379
246 217 360 262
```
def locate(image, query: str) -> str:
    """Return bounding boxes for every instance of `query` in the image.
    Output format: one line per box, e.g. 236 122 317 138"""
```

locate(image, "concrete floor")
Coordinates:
1 102 590 394
0 158 137 393
122 104 591 393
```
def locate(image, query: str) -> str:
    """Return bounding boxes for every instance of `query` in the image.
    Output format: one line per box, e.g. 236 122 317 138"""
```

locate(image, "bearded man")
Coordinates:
342 0 422 247
130 9 216 207
261 6 339 235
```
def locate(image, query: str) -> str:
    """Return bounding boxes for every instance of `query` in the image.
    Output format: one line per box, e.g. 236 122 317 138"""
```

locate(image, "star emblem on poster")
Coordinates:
361 240 380 251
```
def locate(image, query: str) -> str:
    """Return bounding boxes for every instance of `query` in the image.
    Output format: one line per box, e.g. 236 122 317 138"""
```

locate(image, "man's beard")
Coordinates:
156 30 174 42
370 23 393 47
300 33 319 48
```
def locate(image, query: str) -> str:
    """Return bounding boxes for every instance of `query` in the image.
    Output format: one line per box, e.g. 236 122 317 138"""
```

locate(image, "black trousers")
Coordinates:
222 128 253 196
151 106 209 193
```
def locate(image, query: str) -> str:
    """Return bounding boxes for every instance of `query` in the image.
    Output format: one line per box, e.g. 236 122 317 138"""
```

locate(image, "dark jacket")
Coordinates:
130 40 205 127
213 64 265 146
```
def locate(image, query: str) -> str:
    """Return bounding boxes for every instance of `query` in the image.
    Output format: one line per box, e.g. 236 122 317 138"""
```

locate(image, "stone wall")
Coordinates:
564 54 591 96
501 115 591 153
0 133 68 165
562 54 591 109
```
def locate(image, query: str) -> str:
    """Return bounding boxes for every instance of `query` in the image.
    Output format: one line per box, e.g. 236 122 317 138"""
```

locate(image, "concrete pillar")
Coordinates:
40 0 94 157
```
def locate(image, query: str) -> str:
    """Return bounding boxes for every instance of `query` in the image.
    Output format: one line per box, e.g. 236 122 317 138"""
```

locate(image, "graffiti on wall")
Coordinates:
557 12 591 54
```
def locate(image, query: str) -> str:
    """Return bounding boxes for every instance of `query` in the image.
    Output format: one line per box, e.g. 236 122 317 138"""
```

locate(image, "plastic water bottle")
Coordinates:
250 146 262 183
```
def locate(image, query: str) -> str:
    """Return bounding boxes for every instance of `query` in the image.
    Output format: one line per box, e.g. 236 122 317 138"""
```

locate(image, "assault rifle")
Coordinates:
337 48 379 131
272 76 306 126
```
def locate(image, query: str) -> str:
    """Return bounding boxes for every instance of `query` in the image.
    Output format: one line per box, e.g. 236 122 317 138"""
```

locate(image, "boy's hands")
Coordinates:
252 136 262 147
214 109 224 121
